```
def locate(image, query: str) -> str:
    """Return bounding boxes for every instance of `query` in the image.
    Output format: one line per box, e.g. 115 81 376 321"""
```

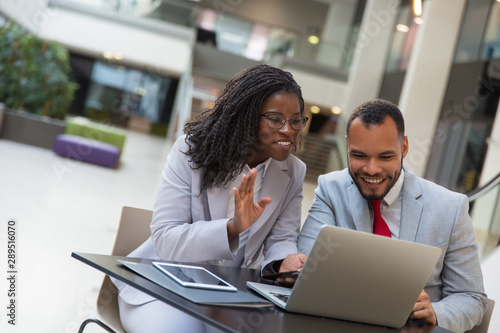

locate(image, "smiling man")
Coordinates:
298 99 487 333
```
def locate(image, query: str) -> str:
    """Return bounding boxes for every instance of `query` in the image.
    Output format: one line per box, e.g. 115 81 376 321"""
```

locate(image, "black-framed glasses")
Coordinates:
260 113 309 130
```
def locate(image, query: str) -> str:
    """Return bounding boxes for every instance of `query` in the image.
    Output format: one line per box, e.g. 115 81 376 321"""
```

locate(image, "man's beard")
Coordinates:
348 160 403 201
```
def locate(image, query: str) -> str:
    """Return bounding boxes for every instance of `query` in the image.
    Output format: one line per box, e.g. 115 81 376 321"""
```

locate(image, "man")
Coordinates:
298 99 487 333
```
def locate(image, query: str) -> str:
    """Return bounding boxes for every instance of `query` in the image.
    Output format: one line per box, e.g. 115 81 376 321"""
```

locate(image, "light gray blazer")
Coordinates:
298 168 487 333
116 135 306 305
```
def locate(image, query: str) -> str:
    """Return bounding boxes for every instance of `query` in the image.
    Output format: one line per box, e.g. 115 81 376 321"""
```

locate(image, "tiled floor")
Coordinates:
0 130 172 333
0 129 498 332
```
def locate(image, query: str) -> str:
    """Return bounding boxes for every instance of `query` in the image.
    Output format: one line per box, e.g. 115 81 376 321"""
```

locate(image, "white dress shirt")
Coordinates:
371 169 405 238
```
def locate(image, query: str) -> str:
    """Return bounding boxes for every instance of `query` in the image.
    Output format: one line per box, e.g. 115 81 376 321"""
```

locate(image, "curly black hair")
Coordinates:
183 64 304 191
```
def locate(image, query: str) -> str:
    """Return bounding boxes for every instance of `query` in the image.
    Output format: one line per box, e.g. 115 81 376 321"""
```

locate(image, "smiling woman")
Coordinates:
250 92 306 168
112 64 309 333
183 64 306 191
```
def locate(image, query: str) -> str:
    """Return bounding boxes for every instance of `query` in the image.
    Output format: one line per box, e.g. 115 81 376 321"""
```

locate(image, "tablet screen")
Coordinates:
153 262 237 292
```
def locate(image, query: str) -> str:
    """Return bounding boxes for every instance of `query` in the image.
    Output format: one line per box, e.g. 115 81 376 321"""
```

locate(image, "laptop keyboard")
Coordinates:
270 292 290 303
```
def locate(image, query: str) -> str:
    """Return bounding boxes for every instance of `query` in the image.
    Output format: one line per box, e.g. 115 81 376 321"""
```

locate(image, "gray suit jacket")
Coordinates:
117 135 306 305
298 168 487 333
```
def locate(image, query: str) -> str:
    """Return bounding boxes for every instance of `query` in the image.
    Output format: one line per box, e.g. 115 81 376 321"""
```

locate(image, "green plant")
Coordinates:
0 19 78 120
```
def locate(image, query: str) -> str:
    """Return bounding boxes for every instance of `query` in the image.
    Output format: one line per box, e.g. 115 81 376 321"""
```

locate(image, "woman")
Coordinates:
115 64 308 332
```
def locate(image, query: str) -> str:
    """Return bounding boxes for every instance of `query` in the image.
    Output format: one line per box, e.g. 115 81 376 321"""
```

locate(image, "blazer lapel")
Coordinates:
398 170 423 242
246 160 290 255
347 181 373 233
206 186 229 220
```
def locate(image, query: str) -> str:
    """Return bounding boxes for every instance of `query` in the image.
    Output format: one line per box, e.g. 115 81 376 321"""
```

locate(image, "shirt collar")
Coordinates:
245 157 272 177
382 168 405 206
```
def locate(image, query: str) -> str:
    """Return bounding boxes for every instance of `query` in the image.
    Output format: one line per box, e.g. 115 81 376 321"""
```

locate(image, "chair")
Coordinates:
78 206 153 333
465 298 495 333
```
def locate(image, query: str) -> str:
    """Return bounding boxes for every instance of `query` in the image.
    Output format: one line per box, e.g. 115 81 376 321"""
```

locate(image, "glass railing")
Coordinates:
268 39 354 72
467 171 500 259
58 0 355 72
467 171 500 202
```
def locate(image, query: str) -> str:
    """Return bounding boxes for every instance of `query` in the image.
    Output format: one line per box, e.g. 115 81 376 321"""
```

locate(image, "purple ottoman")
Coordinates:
53 134 120 168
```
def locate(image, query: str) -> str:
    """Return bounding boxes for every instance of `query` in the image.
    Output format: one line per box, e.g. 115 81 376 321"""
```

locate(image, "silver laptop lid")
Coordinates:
286 225 442 328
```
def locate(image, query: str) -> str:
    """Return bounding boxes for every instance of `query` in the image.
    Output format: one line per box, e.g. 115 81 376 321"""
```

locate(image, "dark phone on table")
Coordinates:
262 270 300 280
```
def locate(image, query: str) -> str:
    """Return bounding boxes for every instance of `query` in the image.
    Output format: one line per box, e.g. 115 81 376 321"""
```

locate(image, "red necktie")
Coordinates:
370 200 391 237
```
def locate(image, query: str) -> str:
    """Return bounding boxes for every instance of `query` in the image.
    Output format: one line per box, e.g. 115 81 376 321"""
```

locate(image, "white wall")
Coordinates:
285 68 348 108
1 1 194 77
42 10 192 77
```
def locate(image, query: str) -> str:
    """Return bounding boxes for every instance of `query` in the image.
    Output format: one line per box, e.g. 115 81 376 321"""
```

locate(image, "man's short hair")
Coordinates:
346 99 405 139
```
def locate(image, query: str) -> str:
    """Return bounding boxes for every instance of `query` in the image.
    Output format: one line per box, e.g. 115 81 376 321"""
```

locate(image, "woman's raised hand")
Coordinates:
227 168 272 239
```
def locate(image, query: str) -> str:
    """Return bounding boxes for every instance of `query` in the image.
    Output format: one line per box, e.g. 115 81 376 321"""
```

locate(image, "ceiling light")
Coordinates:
103 50 113 59
308 35 320 45
103 50 123 61
413 0 422 16
396 24 410 33
310 105 320 114
135 88 147 96
331 106 342 115
414 17 424 25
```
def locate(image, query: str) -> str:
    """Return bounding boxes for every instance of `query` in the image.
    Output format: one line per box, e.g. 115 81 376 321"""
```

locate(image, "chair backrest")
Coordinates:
465 298 495 333
96 206 153 333
111 206 153 256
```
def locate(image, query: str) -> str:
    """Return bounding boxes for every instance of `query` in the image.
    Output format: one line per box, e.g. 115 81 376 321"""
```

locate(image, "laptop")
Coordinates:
247 225 442 328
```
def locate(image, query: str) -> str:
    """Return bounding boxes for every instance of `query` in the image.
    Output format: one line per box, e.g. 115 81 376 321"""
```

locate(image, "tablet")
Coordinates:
153 262 237 292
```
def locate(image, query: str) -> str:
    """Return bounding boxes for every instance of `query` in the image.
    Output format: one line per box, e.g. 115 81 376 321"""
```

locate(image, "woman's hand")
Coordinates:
227 168 272 239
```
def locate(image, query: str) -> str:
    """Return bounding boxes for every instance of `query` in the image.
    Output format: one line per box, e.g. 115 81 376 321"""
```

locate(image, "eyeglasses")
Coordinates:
260 113 309 130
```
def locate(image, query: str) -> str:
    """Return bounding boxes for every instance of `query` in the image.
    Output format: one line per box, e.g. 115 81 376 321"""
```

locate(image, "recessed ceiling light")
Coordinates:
103 50 113 59
310 105 320 114
331 106 342 115
308 35 320 45
135 88 147 96
414 17 424 25
413 0 422 16
396 24 410 33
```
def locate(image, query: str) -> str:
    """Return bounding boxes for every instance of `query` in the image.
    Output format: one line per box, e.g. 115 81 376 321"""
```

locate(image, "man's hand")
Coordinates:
410 290 437 325
227 169 272 239
276 253 307 287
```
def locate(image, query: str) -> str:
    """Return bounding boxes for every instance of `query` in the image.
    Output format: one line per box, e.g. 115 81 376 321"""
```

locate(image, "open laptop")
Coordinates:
247 225 442 328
